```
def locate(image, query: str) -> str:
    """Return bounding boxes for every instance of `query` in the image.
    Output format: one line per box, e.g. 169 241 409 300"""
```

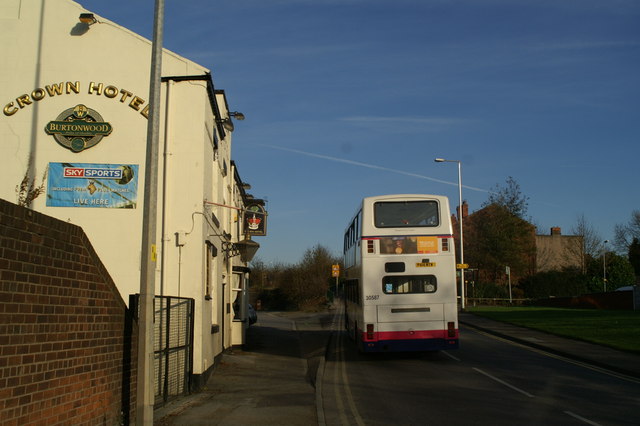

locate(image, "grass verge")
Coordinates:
466 306 640 354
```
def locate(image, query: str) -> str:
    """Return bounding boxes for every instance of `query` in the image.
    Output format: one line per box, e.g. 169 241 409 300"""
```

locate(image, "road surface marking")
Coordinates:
466 327 640 385
441 350 460 362
564 411 602 425
473 367 535 398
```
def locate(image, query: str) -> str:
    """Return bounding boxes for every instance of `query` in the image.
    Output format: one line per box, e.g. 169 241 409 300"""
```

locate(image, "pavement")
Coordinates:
154 310 337 425
153 308 640 425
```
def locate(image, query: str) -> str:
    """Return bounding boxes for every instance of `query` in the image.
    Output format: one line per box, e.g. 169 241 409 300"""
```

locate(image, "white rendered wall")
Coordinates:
0 0 244 376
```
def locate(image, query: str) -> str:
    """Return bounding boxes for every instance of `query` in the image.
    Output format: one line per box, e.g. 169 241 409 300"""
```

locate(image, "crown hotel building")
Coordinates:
0 0 266 397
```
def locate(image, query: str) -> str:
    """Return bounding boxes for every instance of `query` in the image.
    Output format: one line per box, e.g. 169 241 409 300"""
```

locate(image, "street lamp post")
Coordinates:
434 158 465 310
603 240 609 292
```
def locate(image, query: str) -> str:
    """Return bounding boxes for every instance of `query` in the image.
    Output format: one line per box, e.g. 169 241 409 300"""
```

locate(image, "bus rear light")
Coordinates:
442 238 449 252
366 324 374 340
367 240 375 253
447 321 456 338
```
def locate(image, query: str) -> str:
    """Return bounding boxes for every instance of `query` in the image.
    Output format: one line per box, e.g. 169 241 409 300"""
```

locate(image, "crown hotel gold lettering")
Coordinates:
3 81 150 118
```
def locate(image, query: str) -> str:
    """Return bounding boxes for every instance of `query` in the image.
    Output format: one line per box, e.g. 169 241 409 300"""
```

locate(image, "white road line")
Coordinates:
473 367 535 398
333 330 348 425
316 355 326 426
564 411 602 425
441 350 461 362
467 328 640 385
334 308 365 426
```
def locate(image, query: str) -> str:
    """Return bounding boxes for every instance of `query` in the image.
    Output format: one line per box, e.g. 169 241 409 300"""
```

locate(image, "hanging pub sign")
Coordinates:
244 203 267 236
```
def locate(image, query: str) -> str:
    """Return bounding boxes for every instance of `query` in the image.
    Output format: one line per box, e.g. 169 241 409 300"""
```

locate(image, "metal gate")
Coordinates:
131 295 195 406
154 296 194 405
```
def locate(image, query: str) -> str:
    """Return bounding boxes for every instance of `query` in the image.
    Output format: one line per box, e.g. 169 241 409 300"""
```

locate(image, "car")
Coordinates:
247 304 257 325
615 286 636 292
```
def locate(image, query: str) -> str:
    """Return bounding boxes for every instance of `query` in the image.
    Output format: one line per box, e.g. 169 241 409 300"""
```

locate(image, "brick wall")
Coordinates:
0 199 137 425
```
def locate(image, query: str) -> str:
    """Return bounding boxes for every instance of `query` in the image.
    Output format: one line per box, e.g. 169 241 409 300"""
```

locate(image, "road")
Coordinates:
319 310 640 426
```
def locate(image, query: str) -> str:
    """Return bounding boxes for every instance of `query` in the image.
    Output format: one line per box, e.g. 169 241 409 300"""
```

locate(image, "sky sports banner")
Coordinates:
46 162 139 208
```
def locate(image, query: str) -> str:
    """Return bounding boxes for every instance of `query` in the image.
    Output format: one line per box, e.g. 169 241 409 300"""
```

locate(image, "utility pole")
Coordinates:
137 0 164 424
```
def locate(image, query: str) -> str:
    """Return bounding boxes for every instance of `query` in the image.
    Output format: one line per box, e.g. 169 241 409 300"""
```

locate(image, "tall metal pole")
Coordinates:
435 158 465 310
603 240 608 292
456 161 465 310
137 0 164 424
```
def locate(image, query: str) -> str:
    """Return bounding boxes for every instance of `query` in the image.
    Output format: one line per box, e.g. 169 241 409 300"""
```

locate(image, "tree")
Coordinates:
465 204 536 285
255 244 339 310
294 244 337 309
569 214 601 273
587 252 635 290
613 210 640 253
627 238 640 278
482 176 529 219
570 214 601 259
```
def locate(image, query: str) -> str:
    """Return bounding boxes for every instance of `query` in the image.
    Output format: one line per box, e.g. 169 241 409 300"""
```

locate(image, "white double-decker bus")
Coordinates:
343 194 459 352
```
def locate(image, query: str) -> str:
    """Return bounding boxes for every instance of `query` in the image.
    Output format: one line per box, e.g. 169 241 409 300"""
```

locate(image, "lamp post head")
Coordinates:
434 158 461 164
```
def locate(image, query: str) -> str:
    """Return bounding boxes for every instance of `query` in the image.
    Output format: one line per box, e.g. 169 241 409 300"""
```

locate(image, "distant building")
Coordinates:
451 203 584 283
535 227 584 273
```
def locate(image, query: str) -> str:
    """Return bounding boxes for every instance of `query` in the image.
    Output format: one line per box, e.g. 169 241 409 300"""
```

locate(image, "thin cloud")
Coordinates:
261 144 488 192
531 40 640 51
342 116 475 126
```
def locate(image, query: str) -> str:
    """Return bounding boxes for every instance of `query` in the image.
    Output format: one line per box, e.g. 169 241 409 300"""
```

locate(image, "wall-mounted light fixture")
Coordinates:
79 13 97 25
235 235 260 262
219 111 245 132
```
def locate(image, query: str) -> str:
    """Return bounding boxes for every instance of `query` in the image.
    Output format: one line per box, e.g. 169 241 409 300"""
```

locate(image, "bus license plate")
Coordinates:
416 262 436 267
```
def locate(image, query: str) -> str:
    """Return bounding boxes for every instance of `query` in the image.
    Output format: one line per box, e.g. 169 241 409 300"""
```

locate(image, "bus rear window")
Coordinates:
383 275 437 294
374 200 439 228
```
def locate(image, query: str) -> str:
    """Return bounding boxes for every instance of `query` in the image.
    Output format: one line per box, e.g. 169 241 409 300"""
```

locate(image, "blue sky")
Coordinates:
78 0 640 264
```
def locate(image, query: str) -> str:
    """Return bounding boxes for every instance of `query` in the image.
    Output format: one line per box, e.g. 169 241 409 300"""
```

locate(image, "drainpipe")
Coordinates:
160 80 174 298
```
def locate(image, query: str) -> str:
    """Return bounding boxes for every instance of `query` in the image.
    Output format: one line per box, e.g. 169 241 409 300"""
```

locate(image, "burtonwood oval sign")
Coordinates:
45 104 112 152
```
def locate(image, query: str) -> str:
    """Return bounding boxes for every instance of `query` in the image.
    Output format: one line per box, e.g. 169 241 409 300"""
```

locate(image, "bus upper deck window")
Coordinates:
374 200 439 228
